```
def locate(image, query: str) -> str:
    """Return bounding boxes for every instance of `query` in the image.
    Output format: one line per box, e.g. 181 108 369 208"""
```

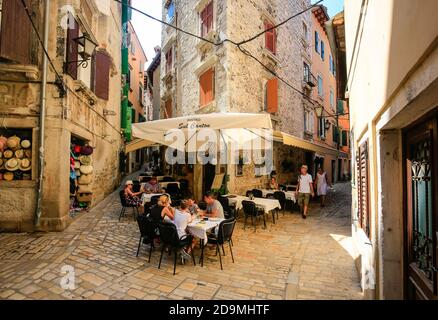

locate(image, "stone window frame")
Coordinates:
196 0 216 40
194 55 218 110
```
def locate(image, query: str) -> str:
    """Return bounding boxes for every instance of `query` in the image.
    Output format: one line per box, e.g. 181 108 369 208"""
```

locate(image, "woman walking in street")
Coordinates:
315 167 331 207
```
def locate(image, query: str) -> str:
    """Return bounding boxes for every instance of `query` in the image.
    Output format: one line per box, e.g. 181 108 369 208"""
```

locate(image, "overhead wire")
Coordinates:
20 0 123 136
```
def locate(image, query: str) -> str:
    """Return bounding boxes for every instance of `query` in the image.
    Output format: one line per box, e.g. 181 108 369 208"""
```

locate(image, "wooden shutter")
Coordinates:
357 140 370 237
199 68 214 107
0 0 32 64
201 1 213 37
92 51 111 100
265 21 276 54
66 13 79 79
266 78 278 113
165 99 172 118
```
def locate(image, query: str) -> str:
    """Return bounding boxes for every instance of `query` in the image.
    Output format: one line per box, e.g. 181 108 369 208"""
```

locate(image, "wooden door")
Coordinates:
404 114 438 300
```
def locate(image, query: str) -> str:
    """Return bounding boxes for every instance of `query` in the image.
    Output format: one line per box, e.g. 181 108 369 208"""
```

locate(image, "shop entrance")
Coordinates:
404 111 438 300
70 135 94 218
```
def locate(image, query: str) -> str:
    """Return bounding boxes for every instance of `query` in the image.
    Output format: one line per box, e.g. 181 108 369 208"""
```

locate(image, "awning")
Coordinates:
132 113 273 152
275 131 340 157
125 138 156 154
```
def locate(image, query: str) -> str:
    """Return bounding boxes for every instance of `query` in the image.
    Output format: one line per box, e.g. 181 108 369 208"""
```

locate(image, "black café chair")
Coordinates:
206 218 236 270
149 195 161 207
246 190 253 197
162 176 174 182
166 182 182 200
178 179 190 197
242 200 266 232
157 222 196 275
136 214 158 262
274 191 287 217
218 196 236 219
252 189 263 198
118 190 139 221
132 181 141 193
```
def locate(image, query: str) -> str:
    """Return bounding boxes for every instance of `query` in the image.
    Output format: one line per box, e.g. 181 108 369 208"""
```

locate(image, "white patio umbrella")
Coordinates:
131 113 274 153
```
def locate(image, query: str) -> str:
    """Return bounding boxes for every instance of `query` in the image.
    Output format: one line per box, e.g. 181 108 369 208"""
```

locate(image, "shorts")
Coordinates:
297 193 311 207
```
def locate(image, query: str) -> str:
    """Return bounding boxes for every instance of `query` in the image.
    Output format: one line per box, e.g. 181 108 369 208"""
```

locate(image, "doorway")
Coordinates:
338 159 343 181
404 113 437 300
331 160 336 183
203 163 216 194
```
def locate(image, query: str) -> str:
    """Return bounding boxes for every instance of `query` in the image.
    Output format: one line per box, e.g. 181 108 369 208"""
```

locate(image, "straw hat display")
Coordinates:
15 149 24 159
0 158 3 167
5 158 21 171
80 145 94 156
78 174 93 185
79 155 92 165
25 150 32 158
3 150 13 159
19 158 31 171
0 136 7 152
77 184 92 194
74 160 81 169
21 140 31 149
3 171 14 181
79 165 93 174
6 136 21 150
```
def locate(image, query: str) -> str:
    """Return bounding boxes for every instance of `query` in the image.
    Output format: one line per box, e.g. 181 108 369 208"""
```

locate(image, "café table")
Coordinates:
141 193 164 205
188 218 224 267
260 189 296 203
226 195 281 213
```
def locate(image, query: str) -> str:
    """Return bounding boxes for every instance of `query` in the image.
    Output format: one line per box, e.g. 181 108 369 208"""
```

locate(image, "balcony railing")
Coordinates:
303 70 317 87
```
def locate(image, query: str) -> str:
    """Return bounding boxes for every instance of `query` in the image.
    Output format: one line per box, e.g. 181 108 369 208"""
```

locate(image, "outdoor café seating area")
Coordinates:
118 170 300 275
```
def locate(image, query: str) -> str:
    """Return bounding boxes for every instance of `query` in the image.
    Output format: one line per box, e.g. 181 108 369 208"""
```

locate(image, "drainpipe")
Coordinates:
34 0 50 227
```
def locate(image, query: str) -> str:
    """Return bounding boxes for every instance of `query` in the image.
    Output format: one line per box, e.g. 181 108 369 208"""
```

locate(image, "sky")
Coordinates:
132 0 344 69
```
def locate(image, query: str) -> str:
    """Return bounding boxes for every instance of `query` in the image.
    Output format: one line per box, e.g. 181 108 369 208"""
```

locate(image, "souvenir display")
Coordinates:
70 142 94 210
0 133 32 181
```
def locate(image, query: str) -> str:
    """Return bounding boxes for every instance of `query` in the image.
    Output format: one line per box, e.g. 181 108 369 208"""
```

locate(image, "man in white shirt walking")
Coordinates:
295 165 315 219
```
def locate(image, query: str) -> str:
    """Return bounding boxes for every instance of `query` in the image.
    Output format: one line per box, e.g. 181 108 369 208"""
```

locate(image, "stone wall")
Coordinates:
160 0 311 197
0 1 123 232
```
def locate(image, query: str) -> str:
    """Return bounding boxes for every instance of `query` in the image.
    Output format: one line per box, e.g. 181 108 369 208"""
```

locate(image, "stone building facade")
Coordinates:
309 5 350 183
160 0 325 198
126 21 148 173
0 0 123 232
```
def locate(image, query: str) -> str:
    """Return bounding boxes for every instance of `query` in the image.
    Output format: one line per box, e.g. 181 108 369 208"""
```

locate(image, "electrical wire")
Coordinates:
119 0 345 119
20 0 123 136
237 0 324 46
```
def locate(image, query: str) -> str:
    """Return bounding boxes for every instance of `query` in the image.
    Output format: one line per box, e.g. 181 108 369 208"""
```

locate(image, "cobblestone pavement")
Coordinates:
0 182 363 300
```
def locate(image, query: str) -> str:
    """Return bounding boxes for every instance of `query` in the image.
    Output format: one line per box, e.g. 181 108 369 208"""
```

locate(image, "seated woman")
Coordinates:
150 194 175 223
269 176 279 190
124 180 144 214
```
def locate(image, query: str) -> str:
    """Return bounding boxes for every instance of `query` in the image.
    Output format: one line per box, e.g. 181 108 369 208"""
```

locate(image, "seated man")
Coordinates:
173 201 195 260
202 192 225 219
141 176 163 194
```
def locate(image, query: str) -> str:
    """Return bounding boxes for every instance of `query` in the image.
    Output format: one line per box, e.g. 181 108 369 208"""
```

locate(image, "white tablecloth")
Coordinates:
187 218 223 244
226 196 281 214
260 189 296 203
141 193 163 205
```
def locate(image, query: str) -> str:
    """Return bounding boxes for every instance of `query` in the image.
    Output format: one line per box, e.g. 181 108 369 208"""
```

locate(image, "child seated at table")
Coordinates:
173 201 196 260
186 196 200 216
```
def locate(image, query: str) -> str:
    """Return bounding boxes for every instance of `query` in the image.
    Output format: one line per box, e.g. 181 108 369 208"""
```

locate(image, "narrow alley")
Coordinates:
0 183 362 300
